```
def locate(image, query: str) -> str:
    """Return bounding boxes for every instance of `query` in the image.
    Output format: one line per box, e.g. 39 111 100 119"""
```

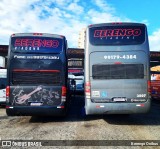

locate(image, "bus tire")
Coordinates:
6 109 14 116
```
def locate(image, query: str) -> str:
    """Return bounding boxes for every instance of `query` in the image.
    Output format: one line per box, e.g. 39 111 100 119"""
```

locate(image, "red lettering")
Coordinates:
21 39 27 46
101 30 106 37
94 30 101 37
45 40 52 47
133 29 141 36
112 29 119 36
14 39 21 46
21 39 31 47
52 40 59 48
118 29 126 36
126 29 133 36
41 39 46 47
94 28 142 37
14 38 59 48
106 30 112 36
33 39 41 47
27 39 33 46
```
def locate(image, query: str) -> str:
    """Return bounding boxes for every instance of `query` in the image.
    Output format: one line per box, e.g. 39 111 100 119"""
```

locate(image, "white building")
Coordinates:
78 28 86 49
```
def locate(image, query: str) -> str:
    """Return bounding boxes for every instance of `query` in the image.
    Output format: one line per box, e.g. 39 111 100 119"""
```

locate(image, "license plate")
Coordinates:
77 87 82 89
30 103 42 106
113 98 127 102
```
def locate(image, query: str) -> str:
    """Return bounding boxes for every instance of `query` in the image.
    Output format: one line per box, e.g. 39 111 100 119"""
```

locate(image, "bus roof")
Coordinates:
88 22 146 28
11 33 65 39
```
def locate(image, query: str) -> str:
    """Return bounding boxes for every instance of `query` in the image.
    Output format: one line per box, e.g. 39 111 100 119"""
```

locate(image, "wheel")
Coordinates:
6 109 15 116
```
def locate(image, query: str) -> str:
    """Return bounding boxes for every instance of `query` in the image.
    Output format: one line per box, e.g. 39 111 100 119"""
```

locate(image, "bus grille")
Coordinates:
12 71 61 85
92 64 144 79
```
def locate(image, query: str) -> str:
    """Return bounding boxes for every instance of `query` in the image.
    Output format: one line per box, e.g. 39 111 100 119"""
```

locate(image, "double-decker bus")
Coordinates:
68 58 84 73
84 23 150 115
6 33 70 116
67 48 84 74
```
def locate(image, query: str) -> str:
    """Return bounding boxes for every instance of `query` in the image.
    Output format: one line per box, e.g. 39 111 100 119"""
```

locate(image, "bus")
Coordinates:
67 48 84 73
0 68 7 105
84 22 151 115
6 33 70 116
150 51 160 99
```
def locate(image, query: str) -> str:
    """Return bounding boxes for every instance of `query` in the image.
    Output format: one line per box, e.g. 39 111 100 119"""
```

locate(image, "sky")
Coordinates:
0 0 160 51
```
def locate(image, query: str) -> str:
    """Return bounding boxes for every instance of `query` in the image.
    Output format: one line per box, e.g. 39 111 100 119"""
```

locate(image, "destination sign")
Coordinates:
90 25 145 45
11 37 63 53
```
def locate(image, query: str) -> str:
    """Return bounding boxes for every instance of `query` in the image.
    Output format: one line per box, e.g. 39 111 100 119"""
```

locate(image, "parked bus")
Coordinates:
150 51 160 99
6 33 70 116
0 68 7 105
67 48 84 73
84 23 150 115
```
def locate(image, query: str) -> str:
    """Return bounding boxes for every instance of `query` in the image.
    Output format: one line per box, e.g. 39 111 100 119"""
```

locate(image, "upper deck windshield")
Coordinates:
89 25 145 45
11 36 63 53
